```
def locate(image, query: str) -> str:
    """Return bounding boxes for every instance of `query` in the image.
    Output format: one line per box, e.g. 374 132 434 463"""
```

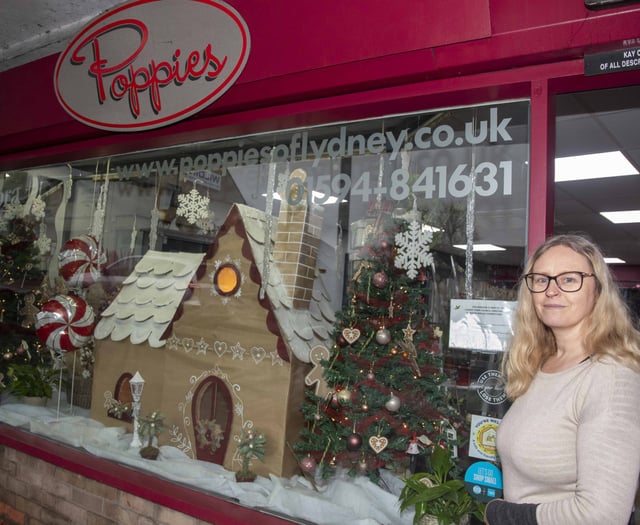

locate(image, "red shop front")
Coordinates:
1 1 640 524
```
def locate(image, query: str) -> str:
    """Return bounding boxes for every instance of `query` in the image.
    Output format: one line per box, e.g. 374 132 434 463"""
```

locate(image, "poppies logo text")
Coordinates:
54 0 250 132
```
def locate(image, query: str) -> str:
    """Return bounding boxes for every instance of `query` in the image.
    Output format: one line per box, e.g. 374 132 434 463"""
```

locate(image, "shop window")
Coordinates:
556 85 640 317
0 99 530 472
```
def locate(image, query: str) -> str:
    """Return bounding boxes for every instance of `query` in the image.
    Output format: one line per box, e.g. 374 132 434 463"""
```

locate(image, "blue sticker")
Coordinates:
464 461 503 503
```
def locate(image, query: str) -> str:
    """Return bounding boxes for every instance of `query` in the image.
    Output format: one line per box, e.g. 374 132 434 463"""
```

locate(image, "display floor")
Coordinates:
0 395 415 525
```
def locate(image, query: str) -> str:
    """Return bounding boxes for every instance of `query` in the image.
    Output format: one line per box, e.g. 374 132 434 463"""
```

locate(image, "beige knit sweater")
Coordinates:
497 357 640 525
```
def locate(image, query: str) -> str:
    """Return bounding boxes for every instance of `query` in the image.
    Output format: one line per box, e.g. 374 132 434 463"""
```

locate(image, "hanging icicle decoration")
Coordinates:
260 148 277 300
129 215 138 255
149 172 160 250
401 149 410 173
90 158 110 244
464 111 478 299
47 167 73 286
22 175 39 218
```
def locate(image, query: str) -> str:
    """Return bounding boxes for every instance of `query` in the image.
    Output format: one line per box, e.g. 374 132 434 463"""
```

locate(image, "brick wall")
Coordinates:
0 445 211 525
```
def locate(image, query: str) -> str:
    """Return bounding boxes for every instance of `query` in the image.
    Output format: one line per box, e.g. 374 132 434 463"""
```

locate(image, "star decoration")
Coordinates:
270 350 284 366
196 338 209 355
231 342 246 360
402 323 416 341
167 333 181 350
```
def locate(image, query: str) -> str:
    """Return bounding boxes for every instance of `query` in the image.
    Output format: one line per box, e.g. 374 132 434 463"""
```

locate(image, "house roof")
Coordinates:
94 250 205 348
235 203 335 363
94 204 335 362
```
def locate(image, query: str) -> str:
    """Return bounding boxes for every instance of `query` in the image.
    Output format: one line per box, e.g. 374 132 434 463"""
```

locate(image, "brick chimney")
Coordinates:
272 168 324 309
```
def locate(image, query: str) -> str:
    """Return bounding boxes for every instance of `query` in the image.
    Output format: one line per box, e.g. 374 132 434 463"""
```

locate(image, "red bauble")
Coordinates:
372 271 389 289
35 294 95 352
58 234 106 289
346 432 363 451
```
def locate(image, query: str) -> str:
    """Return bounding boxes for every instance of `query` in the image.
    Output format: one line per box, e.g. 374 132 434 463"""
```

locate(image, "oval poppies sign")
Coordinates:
54 0 250 132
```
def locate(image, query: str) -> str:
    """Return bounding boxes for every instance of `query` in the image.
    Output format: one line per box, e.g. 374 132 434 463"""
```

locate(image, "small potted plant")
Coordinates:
6 361 58 405
138 411 166 460
399 445 484 525
235 429 266 482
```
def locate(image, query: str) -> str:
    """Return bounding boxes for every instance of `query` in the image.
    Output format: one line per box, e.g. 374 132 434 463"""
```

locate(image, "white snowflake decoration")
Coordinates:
394 220 434 279
35 232 52 255
3 202 23 220
177 187 210 225
195 210 216 233
30 196 46 220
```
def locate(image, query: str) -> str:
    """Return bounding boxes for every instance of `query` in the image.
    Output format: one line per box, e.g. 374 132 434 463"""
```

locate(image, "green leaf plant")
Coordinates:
399 446 485 525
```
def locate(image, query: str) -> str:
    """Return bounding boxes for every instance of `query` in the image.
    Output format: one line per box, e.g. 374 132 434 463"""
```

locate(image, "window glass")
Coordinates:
0 100 529 439
556 86 640 317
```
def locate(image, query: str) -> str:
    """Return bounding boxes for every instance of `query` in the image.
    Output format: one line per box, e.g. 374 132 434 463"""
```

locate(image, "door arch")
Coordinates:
191 376 233 464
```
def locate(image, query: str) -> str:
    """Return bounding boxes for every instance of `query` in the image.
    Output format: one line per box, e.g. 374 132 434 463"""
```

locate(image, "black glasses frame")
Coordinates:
523 271 596 293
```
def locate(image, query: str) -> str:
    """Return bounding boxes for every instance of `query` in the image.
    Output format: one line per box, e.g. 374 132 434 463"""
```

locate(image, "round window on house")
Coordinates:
214 263 241 296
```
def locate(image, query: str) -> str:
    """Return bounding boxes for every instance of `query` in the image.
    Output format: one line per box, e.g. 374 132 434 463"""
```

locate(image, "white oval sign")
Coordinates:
54 0 250 132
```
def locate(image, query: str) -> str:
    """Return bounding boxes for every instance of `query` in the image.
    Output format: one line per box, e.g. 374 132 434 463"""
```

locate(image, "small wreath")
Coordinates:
195 419 225 452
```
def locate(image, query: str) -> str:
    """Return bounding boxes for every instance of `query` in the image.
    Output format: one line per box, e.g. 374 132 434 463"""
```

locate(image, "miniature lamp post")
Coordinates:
129 371 145 448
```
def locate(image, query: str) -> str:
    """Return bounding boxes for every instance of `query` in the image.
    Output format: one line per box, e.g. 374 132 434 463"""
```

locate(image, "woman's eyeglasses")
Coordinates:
523 271 595 293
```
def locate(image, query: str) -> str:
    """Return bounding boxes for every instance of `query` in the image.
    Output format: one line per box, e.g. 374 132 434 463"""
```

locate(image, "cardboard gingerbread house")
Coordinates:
91 181 335 477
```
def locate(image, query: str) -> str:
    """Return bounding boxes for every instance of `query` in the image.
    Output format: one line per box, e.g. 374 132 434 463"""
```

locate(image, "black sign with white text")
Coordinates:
585 46 640 76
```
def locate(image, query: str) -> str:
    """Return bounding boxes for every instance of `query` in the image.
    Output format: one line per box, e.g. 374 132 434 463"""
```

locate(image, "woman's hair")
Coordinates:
503 234 640 399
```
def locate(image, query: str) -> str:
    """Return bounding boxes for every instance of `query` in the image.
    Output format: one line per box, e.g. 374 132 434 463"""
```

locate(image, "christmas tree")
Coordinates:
294 213 461 481
0 203 51 389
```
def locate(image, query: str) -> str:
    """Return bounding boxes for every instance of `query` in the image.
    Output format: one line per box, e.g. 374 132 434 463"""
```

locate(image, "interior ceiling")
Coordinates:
2 2 640 269
0 0 123 73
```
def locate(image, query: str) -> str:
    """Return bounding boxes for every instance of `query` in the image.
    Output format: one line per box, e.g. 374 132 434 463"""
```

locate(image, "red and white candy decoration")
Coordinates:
58 234 106 289
35 294 95 352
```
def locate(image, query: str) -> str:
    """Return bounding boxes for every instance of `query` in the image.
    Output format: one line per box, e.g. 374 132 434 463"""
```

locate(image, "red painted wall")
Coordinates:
1 0 640 170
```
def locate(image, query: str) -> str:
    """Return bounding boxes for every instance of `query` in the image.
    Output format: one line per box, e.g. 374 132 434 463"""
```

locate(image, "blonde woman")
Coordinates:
485 234 640 525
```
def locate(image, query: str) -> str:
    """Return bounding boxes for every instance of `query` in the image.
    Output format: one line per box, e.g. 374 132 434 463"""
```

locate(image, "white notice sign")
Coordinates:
449 299 516 352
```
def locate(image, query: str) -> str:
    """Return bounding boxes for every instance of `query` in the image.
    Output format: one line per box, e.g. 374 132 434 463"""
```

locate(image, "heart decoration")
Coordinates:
368 435 388 454
342 327 361 344
250 346 266 364
213 340 228 357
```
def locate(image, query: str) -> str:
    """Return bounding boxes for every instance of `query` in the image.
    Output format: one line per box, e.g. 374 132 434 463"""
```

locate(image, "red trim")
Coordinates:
527 78 555 254
0 423 296 525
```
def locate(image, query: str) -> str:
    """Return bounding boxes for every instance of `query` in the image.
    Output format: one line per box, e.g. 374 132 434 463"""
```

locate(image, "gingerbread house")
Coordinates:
91 184 335 477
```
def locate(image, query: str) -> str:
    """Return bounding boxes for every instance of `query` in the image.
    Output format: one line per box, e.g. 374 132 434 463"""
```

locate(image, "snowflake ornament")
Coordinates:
394 220 434 279
35 231 52 255
177 186 210 225
30 196 46 220
3 202 23 220
195 211 216 233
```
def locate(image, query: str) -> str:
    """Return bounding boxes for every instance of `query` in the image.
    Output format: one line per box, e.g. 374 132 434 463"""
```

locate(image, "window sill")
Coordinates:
0 422 297 525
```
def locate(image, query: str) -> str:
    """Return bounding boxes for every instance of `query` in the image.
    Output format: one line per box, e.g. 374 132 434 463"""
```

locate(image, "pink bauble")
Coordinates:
346 432 363 451
300 455 317 473
372 271 389 289
58 234 106 288
35 294 95 352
